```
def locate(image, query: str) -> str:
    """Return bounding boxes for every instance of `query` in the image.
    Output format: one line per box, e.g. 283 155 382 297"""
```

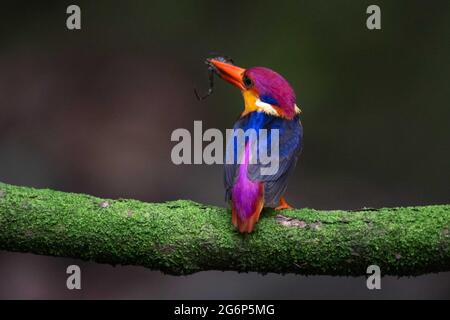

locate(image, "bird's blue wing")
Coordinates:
247 115 303 206
224 113 303 206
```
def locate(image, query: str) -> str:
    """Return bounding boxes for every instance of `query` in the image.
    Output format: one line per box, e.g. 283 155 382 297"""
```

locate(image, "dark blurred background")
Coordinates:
0 0 449 299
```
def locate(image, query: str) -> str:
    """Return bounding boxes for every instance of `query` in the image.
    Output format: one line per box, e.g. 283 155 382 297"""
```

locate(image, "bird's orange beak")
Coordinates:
208 59 246 90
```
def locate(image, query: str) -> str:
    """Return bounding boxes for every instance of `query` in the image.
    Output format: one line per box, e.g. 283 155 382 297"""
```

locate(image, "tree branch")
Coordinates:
0 182 449 276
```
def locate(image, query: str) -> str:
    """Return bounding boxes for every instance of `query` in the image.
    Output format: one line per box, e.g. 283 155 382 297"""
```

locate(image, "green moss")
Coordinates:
0 181 449 276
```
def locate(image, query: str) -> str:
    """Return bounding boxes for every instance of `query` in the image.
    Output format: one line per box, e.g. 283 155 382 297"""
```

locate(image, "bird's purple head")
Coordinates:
207 58 300 119
245 67 297 119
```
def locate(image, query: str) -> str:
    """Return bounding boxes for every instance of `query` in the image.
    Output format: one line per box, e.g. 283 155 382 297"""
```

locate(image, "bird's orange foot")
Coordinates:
275 196 294 210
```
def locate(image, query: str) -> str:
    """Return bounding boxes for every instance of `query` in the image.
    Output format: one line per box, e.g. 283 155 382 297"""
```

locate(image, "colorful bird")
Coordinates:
206 58 303 233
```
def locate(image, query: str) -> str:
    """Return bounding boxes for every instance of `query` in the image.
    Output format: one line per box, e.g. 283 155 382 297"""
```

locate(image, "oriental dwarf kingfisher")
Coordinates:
207 58 303 233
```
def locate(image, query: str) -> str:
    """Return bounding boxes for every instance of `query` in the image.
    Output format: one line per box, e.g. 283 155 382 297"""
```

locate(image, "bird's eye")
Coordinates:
243 75 253 88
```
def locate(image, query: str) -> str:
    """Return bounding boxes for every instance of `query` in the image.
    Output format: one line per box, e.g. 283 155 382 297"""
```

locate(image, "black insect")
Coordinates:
195 55 234 101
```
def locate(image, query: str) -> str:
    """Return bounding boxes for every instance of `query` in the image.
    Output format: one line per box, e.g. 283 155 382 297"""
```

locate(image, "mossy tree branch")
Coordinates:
0 182 449 276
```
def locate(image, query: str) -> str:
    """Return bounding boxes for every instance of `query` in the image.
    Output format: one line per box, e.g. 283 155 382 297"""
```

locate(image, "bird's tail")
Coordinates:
231 186 264 233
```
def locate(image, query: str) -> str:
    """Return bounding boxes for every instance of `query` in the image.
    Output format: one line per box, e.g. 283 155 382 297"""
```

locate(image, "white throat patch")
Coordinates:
255 99 302 117
255 98 279 116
